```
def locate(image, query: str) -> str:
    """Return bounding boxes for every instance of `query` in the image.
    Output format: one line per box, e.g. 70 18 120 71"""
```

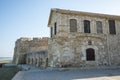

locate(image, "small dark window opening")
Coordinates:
84 20 90 33
108 20 116 34
28 58 30 64
51 27 53 38
35 59 37 65
70 19 77 32
96 21 103 33
86 48 95 61
40 58 43 65
54 22 57 35
46 58 48 67
32 58 33 64
88 40 92 45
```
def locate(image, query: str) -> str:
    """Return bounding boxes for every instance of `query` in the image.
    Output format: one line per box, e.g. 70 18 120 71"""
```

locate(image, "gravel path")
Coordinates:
12 68 120 80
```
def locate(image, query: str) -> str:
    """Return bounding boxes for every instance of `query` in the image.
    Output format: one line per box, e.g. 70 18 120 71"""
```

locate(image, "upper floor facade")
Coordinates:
48 8 120 38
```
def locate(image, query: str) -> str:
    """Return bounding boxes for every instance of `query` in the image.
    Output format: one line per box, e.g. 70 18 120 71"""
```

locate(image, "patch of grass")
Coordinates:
0 67 20 80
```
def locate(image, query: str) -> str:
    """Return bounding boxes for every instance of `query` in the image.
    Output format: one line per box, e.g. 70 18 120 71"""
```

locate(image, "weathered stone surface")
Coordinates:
13 37 48 68
48 8 120 68
13 8 120 69
26 50 48 68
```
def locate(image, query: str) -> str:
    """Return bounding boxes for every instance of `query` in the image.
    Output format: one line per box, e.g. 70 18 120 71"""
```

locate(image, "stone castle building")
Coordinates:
13 8 120 68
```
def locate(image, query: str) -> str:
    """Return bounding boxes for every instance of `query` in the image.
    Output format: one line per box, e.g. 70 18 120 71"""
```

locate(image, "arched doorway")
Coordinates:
86 48 95 61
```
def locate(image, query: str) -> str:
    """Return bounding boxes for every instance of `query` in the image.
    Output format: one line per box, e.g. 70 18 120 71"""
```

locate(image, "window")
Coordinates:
40 58 43 65
88 40 92 45
32 58 33 64
96 21 103 33
54 22 57 35
50 27 53 38
35 59 37 65
84 20 90 33
108 20 116 34
70 19 77 32
86 48 95 61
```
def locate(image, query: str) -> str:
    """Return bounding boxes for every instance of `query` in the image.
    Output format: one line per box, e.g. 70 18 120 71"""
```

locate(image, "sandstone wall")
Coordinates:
48 34 108 67
13 37 48 64
48 9 120 68
26 50 48 68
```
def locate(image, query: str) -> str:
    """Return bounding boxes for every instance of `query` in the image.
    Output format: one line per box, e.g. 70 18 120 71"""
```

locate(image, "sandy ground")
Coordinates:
12 68 120 80
0 60 12 63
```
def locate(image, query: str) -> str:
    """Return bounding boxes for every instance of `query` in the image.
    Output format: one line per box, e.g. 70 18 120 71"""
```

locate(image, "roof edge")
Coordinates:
48 8 120 27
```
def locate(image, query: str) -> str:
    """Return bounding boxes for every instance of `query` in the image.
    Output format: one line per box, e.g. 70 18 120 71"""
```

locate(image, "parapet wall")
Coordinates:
13 37 48 64
17 37 48 42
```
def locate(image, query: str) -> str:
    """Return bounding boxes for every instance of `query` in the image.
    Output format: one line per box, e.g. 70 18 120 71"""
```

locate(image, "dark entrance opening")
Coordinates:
86 48 95 61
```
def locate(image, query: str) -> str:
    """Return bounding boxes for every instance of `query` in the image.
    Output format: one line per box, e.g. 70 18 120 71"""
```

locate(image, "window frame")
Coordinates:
96 21 103 34
50 27 53 38
70 19 77 32
54 22 57 35
108 20 116 35
84 20 91 33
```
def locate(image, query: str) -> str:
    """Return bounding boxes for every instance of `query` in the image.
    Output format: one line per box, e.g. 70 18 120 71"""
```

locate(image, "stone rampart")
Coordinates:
13 37 48 64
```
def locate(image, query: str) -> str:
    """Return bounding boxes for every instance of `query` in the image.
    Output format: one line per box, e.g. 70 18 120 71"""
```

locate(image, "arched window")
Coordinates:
70 19 77 32
86 48 95 61
96 21 103 33
84 20 90 33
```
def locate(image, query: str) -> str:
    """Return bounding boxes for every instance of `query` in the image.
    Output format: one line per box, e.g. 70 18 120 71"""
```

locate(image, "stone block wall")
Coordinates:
48 34 109 67
13 8 120 69
48 9 120 68
13 37 48 64
26 50 48 68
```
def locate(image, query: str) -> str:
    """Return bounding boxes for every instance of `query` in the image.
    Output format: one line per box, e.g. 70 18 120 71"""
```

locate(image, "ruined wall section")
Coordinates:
13 37 48 64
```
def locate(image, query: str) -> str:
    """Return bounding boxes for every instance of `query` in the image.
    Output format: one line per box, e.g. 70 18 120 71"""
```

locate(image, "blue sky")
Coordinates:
0 0 120 57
